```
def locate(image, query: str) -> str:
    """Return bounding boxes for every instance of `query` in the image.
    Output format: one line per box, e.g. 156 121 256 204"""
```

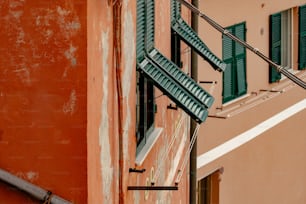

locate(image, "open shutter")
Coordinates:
172 19 226 71
137 58 209 123
299 5 306 70
270 13 282 82
146 0 155 51
235 23 247 96
148 49 214 108
222 27 234 103
170 0 226 72
136 0 146 62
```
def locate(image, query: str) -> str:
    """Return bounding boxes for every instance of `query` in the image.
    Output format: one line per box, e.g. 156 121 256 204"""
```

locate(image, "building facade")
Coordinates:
0 0 209 203
196 0 306 204
0 0 305 203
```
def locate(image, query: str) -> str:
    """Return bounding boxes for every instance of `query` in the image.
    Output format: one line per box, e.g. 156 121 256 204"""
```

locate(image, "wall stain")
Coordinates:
122 2 135 161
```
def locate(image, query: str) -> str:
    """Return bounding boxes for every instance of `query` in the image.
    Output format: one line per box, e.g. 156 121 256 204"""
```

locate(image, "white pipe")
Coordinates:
0 168 72 204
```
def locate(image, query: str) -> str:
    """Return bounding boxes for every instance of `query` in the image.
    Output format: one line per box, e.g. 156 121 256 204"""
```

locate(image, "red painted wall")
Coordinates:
0 1 87 203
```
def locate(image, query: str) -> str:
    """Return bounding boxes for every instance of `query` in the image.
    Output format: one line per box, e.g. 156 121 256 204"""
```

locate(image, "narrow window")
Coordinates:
136 0 155 154
270 9 293 82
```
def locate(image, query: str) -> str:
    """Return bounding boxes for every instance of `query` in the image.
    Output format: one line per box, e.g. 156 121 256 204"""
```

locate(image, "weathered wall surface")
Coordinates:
87 0 117 203
88 0 191 203
0 0 87 203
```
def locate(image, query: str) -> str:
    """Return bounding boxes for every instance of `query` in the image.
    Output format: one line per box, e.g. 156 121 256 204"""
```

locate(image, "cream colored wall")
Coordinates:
196 0 306 203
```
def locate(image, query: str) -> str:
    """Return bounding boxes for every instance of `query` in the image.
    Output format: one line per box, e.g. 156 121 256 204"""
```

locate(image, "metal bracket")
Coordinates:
208 115 228 119
127 186 178 191
167 104 178 110
199 81 217 84
129 168 146 173
260 89 283 93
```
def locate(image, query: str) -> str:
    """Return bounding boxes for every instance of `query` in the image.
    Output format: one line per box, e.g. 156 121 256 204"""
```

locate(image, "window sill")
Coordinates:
280 69 300 80
222 94 251 108
135 128 163 166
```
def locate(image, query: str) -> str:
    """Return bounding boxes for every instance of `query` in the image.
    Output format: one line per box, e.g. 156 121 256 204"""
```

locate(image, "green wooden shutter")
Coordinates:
270 13 282 82
172 19 226 71
235 23 247 96
138 58 209 123
299 5 306 70
136 0 146 62
146 0 155 51
222 27 234 103
171 0 181 22
148 49 214 108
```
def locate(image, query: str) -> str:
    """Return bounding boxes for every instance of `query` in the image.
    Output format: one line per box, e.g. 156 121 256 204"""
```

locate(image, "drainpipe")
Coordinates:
0 168 72 204
190 0 198 204
112 1 124 203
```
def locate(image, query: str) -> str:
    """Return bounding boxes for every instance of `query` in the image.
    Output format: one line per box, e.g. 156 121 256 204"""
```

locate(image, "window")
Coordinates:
136 0 215 153
299 5 306 70
222 22 247 103
136 0 155 153
270 9 293 82
136 75 155 153
198 169 222 204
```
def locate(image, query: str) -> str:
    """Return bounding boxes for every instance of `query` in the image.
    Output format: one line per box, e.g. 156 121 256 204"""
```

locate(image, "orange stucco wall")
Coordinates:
1 0 195 203
0 0 87 203
88 0 192 203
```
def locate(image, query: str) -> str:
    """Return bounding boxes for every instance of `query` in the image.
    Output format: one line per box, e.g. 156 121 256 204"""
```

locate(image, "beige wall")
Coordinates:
196 0 306 203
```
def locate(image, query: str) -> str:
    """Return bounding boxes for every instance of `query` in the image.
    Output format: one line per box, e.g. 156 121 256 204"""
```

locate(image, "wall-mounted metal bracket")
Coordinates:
129 168 146 173
199 81 217 84
259 89 283 93
127 186 178 191
208 115 228 119
167 104 178 110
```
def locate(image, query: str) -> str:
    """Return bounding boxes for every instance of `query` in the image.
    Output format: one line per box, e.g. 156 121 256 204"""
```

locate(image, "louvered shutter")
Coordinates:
138 57 209 123
270 13 282 82
235 23 247 96
136 0 146 62
222 27 234 103
146 0 155 51
170 0 226 72
299 5 306 70
172 19 226 71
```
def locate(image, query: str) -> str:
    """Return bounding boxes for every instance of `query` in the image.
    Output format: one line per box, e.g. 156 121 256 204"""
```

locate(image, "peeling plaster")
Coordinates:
122 4 135 159
63 89 77 115
15 171 39 183
56 6 81 39
64 44 77 67
99 30 113 204
4 0 32 86
165 131 187 185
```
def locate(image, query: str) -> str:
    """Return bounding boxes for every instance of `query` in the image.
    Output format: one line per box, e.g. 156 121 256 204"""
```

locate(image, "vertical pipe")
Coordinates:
112 1 124 203
190 0 198 203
